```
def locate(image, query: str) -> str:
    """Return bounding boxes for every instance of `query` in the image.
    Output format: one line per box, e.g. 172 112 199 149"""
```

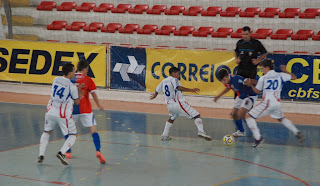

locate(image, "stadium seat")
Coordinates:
214 48 227 50
211 27 233 38
146 5 167 14
47 21 67 30
164 6 185 15
258 8 281 18
137 45 151 48
155 25 176 35
93 3 114 12
239 7 261 17
273 51 288 54
84 42 97 44
83 22 104 32
37 1 57 11
137 25 158 34
47 40 60 42
192 27 214 37
57 2 76 11
174 26 195 36
291 30 314 40
65 21 86 31
251 28 273 39
66 41 79 43
293 51 309 54
128 4 149 14
314 52 320 55
111 4 132 13
175 46 188 49
118 24 140 34
201 6 222 16
75 2 96 12
278 8 301 18
230 28 253 38
182 6 204 16
101 23 122 33
312 31 320 41
270 29 293 40
299 8 320 19
220 7 241 17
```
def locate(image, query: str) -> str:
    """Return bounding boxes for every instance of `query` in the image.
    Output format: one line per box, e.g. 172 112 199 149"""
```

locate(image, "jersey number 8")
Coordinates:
164 85 170 96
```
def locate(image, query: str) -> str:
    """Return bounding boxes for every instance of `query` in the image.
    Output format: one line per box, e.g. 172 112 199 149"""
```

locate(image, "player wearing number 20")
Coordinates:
244 59 305 148
150 67 212 141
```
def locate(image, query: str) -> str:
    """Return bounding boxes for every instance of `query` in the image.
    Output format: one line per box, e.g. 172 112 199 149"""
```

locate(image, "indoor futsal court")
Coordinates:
0 102 319 186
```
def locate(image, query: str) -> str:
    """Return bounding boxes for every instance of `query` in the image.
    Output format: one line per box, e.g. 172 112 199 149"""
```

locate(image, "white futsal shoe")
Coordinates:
161 136 172 141
198 132 212 141
232 130 246 137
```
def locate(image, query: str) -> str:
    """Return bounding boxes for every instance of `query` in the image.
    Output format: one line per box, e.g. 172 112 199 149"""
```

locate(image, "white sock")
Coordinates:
281 118 299 135
245 117 261 140
194 118 204 133
60 135 76 154
162 122 173 136
39 133 50 156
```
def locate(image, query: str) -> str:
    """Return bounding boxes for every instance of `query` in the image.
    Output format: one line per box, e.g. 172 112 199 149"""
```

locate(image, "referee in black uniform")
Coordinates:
235 26 268 79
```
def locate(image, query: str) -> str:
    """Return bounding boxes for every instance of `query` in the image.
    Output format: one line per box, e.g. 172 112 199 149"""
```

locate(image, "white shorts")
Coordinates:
248 99 284 119
233 96 257 110
44 114 77 136
73 113 97 127
167 101 200 120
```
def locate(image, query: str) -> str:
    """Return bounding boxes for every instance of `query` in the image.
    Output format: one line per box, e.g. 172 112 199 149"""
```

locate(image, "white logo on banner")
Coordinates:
112 56 145 81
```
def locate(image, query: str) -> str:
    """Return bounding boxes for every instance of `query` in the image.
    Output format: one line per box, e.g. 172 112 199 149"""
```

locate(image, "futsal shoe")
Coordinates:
38 156 44 163
232 130 246 137
296 132 305 143
198 132 212 141
253 136 264 148
65 152 72 159
161 136 172 141
56 151 68 165
96 151 106 164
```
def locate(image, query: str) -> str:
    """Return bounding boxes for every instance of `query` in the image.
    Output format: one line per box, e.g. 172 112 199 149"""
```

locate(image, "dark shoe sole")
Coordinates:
253 138 264 148
56 154 68 165
198 134 212 141
38 156 44 163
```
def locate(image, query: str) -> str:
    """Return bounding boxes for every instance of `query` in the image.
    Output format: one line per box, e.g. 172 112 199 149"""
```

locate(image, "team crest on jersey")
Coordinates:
249 52 253 56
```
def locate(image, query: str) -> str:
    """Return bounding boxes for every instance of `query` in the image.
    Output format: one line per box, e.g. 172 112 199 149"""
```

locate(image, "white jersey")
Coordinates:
255 70 291 101
46 77 79 118
155 76 185 104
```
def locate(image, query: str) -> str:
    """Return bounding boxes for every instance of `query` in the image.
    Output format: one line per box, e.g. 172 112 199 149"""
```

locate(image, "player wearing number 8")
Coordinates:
244 59 305 147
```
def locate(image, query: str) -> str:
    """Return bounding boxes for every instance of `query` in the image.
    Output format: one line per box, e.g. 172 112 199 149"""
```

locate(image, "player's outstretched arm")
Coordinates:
91 92 104 110
280 65 297 80
176 86 200 93
150 92 158 100
214 87 231 102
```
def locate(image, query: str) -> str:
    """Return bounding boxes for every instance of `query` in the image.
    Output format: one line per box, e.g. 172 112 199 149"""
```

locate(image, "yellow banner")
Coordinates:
0 40 106 86
146 49 240 97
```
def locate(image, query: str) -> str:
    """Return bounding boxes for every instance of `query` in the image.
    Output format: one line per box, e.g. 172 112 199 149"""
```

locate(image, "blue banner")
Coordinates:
111 46 146 91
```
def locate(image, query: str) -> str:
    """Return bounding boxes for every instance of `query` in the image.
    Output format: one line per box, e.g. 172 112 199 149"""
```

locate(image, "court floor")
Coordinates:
0 102 320 186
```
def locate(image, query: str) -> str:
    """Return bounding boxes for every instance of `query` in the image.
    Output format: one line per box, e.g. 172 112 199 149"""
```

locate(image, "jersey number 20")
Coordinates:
266 80 279 90
53 85 65 99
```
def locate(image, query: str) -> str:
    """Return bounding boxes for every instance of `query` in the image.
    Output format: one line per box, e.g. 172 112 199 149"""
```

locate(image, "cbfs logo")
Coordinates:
113 56 145 81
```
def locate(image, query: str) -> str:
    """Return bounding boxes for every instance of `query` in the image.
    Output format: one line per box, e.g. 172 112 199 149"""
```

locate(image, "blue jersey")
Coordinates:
226 75 257 99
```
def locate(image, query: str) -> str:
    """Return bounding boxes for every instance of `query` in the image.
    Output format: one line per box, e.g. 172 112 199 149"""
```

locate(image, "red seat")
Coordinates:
251 28 273 39
75 2 96 12
174 26 195 36
192 27 214 37
278 8 301 18
270 29 293 40
293 51 309 54
37 1 57 11
47 20 67 30
273 51 288 54
211 27 233 38
83 22 104 32
155 25 176 35
137 25 158 34
299 8 320 19
128 4 149 14
47 40 60 42
314 52 320 55
230 28 243 38
164 6 185 15
201 6 222 16
146 5 167 14
119 24 140 34
137 45 151 48
258 8 281 18
239 7 261 17
291 30 314 40
66 41 79 43
312 31 320 41
57 2 76 11
182 6 204 16
84 42 97 44
93 3 114 12
65 21 86 31
101 23 122 33
220 7 241 17
111 4 132 13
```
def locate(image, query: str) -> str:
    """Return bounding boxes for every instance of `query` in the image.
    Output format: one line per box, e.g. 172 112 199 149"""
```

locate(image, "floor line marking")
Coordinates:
212 175 251 186
0 173 71 185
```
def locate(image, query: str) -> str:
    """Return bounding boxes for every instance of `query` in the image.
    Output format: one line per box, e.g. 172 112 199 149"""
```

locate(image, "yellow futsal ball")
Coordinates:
223 134 235 146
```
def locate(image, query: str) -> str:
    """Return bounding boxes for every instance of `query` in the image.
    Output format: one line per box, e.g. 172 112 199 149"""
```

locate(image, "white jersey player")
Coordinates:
244 59 305 147
150 67 212 141
38 63 81 165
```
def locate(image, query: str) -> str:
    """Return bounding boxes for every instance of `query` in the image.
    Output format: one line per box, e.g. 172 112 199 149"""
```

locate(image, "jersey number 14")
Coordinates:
53 85 65 99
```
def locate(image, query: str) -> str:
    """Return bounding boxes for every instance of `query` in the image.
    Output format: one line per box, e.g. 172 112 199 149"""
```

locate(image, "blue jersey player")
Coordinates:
214 69 257 137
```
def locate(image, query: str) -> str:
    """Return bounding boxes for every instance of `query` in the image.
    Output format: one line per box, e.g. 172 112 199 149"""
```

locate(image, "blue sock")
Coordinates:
92 133 101 152
65 135 72 153
234 119 245 132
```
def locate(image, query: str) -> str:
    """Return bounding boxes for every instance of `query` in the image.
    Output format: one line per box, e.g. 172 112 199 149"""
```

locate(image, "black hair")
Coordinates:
62 63 74 76
242 26 251 32
169 66 180 74
217 68 229 81
260 59 274 70
77 59 89 71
